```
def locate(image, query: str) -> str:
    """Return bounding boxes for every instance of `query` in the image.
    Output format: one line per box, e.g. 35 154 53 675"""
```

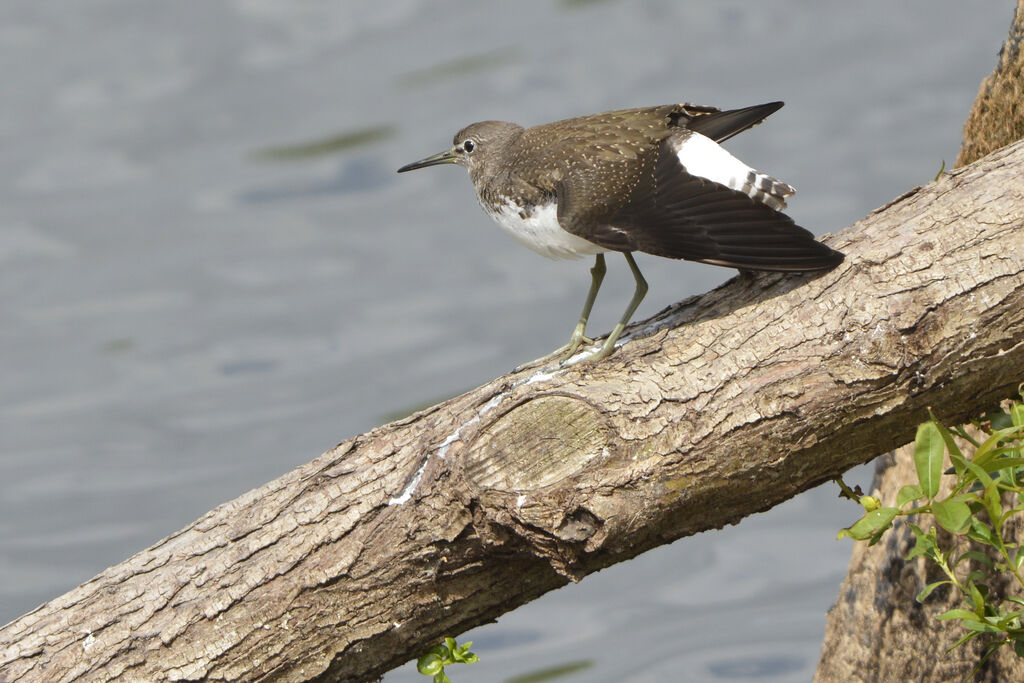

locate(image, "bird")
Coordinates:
397 101 843 361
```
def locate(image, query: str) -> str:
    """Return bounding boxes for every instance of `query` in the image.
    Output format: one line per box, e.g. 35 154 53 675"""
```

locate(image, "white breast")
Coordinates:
481 198 607 260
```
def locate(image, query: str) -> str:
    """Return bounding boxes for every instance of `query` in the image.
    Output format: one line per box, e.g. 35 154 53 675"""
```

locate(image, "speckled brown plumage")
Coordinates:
397 101 844 360
413 102 842 271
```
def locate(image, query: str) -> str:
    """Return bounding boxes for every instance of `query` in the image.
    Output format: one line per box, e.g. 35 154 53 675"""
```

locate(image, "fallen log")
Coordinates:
2 139 1024 682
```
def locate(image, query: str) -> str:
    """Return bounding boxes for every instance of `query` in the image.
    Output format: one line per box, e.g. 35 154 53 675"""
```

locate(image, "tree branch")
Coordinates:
3 141 1024 682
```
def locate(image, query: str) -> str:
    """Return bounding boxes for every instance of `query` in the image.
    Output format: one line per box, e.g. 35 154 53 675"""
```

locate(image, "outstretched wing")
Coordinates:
559 134 843 272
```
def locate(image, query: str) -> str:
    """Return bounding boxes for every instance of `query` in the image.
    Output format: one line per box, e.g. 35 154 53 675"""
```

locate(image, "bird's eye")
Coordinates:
462 139 475 153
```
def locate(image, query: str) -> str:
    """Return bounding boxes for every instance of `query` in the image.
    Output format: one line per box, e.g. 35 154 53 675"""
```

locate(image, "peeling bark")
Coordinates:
2 140 1024 681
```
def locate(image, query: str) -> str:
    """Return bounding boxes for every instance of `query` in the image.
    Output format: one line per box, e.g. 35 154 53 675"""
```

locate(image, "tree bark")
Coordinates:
956 0 1024 169
2 139 1024 682
817 3 1024 680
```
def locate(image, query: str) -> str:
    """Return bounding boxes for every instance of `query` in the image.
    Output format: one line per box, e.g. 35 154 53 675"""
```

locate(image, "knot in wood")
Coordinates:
465 395 610 492
555 508 601 542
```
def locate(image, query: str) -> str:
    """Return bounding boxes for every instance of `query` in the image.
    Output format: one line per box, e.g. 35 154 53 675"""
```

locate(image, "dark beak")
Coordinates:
397 149 459 173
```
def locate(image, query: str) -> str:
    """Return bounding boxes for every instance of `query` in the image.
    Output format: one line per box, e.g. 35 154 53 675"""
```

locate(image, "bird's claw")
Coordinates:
554 332 595 363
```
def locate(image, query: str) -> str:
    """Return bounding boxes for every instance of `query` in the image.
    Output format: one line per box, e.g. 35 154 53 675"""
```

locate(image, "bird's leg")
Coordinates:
591 252 647 361
557 253 606 361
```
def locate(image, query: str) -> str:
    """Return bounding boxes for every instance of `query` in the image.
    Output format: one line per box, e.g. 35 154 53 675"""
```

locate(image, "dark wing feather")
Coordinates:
681 101 785 143
573 139 843 272
554 176 635 252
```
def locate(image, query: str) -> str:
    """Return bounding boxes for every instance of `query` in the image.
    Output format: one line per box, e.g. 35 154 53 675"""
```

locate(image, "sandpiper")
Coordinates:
398 101 843 361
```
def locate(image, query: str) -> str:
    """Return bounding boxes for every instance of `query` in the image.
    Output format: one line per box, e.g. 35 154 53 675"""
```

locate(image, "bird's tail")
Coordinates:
739 171 794 211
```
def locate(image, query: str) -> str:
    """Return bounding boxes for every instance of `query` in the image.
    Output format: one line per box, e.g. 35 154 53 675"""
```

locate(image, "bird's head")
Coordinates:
397 121 524 183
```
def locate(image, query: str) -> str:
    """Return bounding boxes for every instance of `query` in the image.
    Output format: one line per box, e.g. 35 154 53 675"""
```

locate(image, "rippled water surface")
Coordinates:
0 2 1014 681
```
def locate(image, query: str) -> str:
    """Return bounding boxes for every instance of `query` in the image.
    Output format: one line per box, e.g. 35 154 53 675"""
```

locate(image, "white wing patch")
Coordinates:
672 132 794 211
482 198 607 260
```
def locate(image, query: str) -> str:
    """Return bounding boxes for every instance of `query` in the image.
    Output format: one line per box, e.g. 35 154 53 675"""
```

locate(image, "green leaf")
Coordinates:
1011 403 1024 429
962 619 1001 633
952 452 993 488
915 421 946 498
435 671 452 683
839 507 900 540
932 499 972 535
906 524 939 560
418 654 444 676
994 612 1023 629
981 456 1024 474
956 550 994 568
451 641 476 663
984 483 1003 532
452 648 475 664
929 409 965 461
938 608 983 621
917 580 951 602
897 484 925 508
867 528 889 546
965 569 989 584
1015 637 1024 658
949 492 982 506
974 426 1024 468
970 583 986 616
979 447 1024 463
967 517 996 545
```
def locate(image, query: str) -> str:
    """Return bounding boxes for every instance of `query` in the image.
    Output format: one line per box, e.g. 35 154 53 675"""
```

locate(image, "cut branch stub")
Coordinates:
467 395 612 492
458 394 617 576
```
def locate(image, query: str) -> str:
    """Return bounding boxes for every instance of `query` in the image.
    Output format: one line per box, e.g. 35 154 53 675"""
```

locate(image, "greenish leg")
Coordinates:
558 253 606 360
592 252 647 361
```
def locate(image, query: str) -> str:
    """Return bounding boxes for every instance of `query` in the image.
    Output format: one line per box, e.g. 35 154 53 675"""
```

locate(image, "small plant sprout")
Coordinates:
417 637 479 683
837 389 1024 672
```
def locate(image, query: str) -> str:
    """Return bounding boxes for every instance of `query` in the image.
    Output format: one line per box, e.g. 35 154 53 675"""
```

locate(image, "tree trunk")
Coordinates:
956 0 1024 169
817 2 1024 680
3 148 1024 683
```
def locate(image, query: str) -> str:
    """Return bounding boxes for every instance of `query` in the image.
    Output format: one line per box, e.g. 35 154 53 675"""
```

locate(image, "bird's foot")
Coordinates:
587 337 617 362
554 327 595 363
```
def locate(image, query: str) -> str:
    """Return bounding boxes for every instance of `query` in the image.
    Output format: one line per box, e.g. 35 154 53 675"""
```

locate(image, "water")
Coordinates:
0 2 1013 681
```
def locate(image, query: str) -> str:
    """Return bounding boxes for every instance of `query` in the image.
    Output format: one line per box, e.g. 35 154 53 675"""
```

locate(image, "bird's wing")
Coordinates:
559 135 843 272
679 101 784 143
553 176 636 252
549 101 783 144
